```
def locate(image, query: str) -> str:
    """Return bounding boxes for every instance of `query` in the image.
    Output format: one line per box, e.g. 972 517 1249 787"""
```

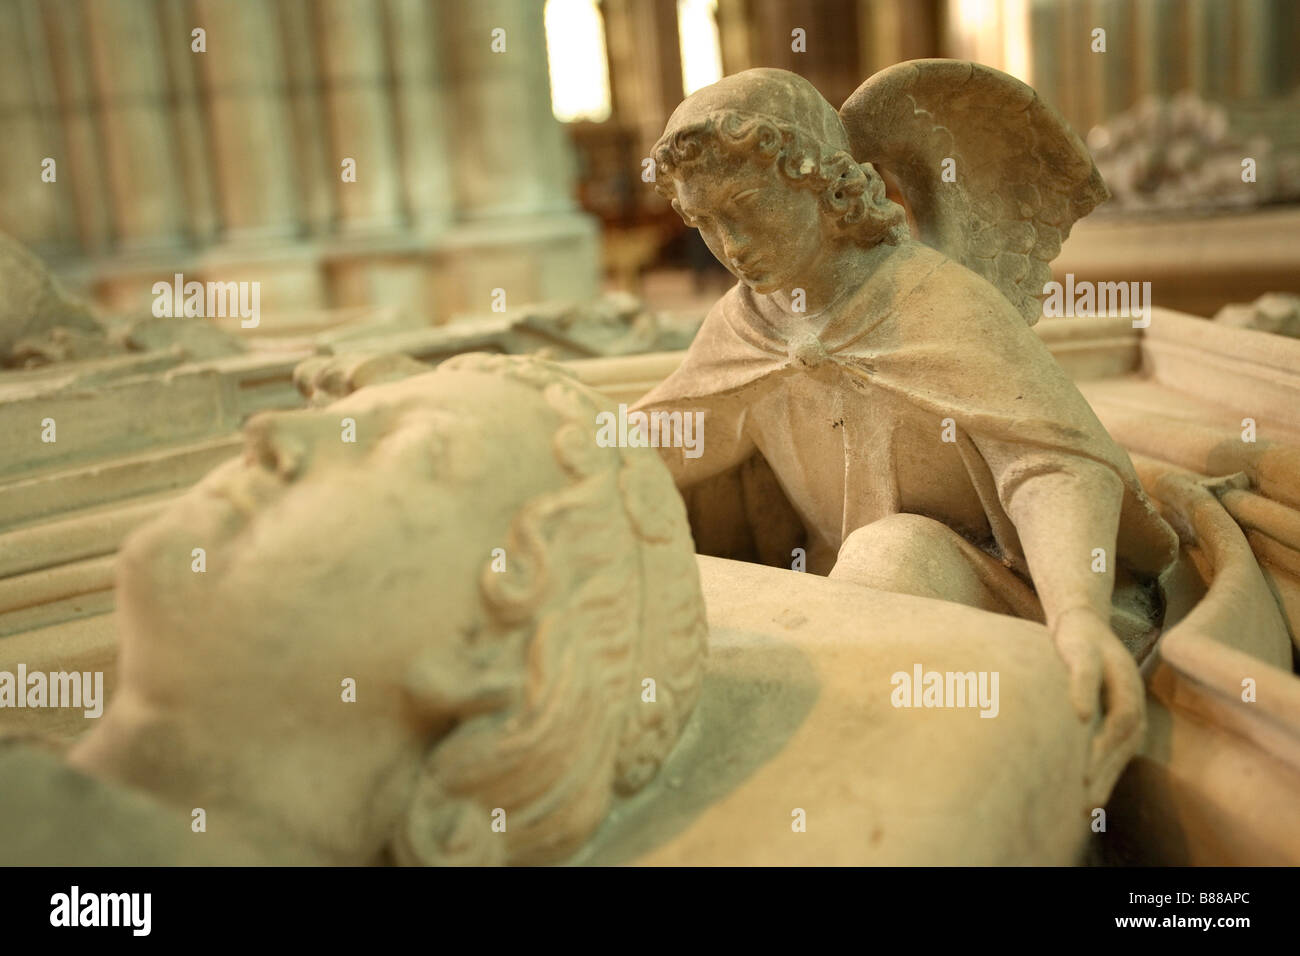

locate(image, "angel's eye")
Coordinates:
731 188 760 205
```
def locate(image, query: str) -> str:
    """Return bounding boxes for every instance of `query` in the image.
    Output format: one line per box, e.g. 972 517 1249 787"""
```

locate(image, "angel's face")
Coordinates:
672 152 827 295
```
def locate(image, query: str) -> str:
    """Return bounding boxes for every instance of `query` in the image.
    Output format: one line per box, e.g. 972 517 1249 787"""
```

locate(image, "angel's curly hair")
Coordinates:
391 353 707 867
653 110 910 247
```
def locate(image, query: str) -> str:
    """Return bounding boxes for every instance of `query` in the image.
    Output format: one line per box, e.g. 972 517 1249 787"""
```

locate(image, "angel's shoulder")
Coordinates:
897 243 1022 312
877 242 982 306
886 242 1044 348
886 239 948 276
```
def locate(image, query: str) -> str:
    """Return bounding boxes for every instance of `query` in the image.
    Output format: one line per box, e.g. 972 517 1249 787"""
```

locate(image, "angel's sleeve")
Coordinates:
972 430 1126 627
640 390 756 490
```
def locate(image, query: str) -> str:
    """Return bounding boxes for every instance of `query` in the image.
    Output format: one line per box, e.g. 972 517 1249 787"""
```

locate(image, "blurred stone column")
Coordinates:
1135 0 1188 101
0 0 78 260
186 0 329 326
716 0 754 75
82 0 187 252
1188 0 1234 104
156 0 219 246
192 0 299 242
39 0 112 258
319 0 457 316
315 0 404 235
1058 0 1093 137
1276 0 1300 95
385 0 456 233
444 0 576 218
277 0 337 238
603 0 684 159
1234 0 1284 99
1089 0 1137 126
748 0 799 72
781 0 860 107
1028 0 1065 118
858 0 939 79
437 0 599 318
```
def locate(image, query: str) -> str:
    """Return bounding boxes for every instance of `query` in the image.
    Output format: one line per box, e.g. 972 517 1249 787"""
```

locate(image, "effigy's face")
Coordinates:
113 370 567 725
673 150 826 295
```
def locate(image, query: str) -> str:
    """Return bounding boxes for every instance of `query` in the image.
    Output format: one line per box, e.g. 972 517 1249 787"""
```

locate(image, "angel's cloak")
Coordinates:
635 241 1178 592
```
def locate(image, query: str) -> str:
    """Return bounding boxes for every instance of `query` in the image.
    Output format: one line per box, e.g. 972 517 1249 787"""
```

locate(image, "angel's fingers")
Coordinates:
1094 638 1146 753
1053 627 1101 723
1086 737 1134 810
1087 725 1141 809
1086 640 1147 798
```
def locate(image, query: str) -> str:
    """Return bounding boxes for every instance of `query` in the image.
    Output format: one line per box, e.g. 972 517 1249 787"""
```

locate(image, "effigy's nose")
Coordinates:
788 331 830 369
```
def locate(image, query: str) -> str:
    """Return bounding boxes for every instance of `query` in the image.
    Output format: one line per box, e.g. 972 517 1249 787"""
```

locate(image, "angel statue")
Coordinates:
636 60 1180 797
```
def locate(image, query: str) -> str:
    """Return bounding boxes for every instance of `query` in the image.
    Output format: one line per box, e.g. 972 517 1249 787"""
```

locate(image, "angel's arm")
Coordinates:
977 438 1144 802
635 393 756 490
979 443 1124 628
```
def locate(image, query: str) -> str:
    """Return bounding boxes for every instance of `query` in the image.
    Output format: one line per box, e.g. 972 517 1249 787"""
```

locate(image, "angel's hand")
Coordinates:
1051 606 1147 805
293 352 430 406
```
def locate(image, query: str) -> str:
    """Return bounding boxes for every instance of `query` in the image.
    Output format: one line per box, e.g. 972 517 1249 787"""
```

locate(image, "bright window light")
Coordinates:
1000 0 1031 84
545 0 613 123
678 0 723 96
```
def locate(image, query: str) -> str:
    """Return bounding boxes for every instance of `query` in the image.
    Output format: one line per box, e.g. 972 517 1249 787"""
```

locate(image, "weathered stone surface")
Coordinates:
0 231 103 367
637 62 1169 804
2 53 1298 868
1214 292 1300 338
0 355 1127 865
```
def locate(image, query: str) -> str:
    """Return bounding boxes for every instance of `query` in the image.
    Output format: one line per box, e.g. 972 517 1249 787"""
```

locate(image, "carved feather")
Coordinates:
839 59 1108 325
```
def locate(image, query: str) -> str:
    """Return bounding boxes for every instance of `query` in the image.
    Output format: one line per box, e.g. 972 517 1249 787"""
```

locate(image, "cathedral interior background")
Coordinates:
4 0 1297 329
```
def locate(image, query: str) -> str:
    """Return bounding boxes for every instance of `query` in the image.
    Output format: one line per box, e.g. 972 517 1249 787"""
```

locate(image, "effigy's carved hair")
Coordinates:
392 353 707 866
653 110 910 248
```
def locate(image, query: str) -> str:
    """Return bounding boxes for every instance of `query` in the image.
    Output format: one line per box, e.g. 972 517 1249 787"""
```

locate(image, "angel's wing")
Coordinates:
839 59 1107 325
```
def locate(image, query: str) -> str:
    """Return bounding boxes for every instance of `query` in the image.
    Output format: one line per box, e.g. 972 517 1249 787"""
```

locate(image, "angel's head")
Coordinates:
653 69 908 294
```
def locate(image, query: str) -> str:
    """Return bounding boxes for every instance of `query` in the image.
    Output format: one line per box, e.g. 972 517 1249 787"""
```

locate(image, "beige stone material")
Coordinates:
637 62 1177 797
0 435 242 531
1086 94 1292 213
2 323 1297 861
315 0 404 235
583 554 1102 866
0 355 1126 865
0 614 118 741
0 555 115 638
0 368 238 480
0 231 102 367
2 46 1297 866
191 0 299 242
81 0 186 250
1214 293 1300 338
49 357 705 865
1055 208 1300 317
